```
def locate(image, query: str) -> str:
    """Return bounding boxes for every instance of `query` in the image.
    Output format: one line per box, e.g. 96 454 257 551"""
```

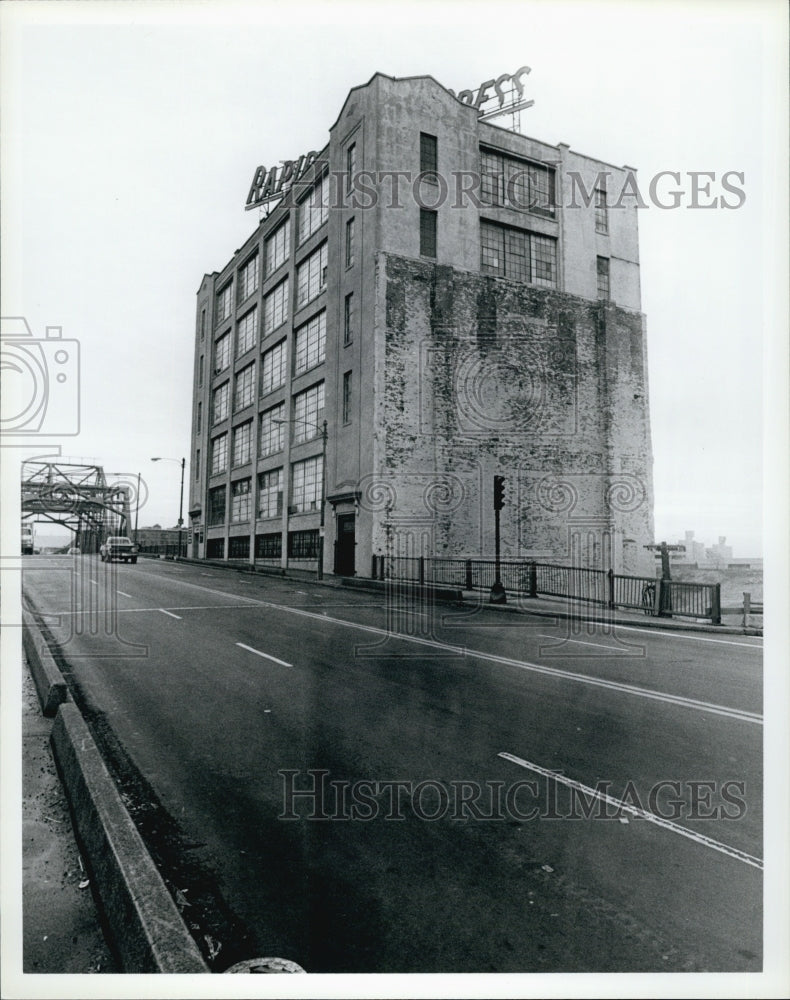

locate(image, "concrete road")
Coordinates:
22 555 763 973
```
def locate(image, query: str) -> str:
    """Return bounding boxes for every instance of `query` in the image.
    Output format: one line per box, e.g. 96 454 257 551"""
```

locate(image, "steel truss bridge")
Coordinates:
21 460 133 552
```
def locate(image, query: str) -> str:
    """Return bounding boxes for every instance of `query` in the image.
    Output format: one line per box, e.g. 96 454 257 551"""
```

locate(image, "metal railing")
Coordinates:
137 542 188 559
371 555 723 625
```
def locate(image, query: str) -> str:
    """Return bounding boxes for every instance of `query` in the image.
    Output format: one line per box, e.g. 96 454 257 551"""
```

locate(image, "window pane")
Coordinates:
420 209 437 258
258 468 283 519
259 402 285 456
265 221 290 274
232 422 252 467
211 434 228 475
237 307 257 357
293 382 325 443
216 282 233 325
261 340 287 394
294 310 326 375
234 364 255 412
291 455 323 512
212 383 229 424
230 477 252 521
263 278 289 335
297 174 329 244
238 254 260 302
214 332 231 374
296 243 328 309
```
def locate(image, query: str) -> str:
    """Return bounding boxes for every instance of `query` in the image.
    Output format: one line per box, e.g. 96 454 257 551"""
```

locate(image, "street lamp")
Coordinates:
151 456 186 558
272 417 327 580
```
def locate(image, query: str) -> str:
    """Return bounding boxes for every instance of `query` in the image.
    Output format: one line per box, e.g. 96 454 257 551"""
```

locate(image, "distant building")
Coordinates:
188 72 654 576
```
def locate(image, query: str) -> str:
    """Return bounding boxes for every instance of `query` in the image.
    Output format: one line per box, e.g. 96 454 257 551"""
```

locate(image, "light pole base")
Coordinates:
489 581 507 604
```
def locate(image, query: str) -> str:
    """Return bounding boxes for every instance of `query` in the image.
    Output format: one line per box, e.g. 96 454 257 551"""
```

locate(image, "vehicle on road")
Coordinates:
100 536 138 564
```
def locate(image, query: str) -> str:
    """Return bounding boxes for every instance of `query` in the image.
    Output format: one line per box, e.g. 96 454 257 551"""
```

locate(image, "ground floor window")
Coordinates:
228 535 250 559
288 529 319 559
255 532 282 559
206 538 225 559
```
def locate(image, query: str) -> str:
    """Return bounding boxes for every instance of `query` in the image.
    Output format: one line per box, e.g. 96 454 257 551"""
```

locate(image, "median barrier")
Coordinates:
22 608 69 716
50 703 209 973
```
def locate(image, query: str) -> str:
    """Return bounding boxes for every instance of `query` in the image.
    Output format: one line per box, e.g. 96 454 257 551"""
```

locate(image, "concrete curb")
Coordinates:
50 703 209 973
22 608 69 716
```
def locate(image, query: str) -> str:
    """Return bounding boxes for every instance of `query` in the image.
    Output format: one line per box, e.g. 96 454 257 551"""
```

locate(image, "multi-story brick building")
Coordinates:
188 73 654 576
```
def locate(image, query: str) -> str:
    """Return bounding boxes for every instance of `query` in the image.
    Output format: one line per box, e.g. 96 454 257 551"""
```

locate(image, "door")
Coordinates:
334 513 356 576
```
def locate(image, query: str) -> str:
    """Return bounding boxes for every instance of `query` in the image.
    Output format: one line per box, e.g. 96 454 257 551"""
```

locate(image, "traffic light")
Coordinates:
493 475 506 511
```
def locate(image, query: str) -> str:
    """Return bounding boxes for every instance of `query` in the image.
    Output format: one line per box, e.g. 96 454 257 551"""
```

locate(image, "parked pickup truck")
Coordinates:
100 536 138 564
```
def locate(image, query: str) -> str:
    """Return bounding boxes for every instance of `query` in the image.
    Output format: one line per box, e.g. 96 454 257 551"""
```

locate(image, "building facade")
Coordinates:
189 73 654 576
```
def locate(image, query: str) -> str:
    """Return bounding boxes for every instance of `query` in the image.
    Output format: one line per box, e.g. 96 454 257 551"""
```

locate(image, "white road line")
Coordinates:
89 579 98 586
40 603 257 617
158 609 182 619
117 591 133 598
610 623 762 649
498 752 763 871
121 571 763 724
537 634 629 653
235 642 292 668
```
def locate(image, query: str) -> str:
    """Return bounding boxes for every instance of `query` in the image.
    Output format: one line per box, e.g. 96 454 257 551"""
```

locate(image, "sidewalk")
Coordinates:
22 657 117 973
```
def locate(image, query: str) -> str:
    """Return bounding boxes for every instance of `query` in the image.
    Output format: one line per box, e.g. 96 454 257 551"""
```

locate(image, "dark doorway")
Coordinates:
334 513 356 576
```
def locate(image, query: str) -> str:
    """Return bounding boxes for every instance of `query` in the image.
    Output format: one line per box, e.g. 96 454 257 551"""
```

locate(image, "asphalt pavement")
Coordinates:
22 554 763 973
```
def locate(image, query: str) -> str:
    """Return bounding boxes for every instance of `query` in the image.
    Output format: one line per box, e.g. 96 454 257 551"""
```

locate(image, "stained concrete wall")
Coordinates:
369 252 654 575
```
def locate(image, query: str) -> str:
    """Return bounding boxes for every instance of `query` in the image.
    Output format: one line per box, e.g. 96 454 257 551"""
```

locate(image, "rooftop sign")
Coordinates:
448 66 535 121
245 151 320 212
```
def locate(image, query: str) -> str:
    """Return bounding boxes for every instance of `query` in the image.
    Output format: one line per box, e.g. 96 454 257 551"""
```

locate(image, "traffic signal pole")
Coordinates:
490 475 507 604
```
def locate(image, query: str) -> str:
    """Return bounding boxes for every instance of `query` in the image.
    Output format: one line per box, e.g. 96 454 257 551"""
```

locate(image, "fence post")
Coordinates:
465 559 472 591
371 554 377 580
710 583 721 626
742 591 750 627
419 556 425 586
529 562 537 598
607 568 615 609
654 577 663 617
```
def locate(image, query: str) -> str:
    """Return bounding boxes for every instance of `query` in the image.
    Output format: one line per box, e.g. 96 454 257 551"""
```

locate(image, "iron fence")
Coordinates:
373 555 722 624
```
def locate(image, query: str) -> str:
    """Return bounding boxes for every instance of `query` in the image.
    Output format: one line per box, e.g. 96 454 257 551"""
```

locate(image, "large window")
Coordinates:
256 532 282 558
263 278 289 335
234 363 255 412
480 221 557 288
291 455 323 513
288 529 319 559
265 221 290 274
238 254 260 303
208 486 226 525
237 307 257 357
597 256 610 301
258 468 283 519
230 478 252 522
480 150 555 217
212 382 229 424
211 433 228 475
232 421 252 467
595 186 609 235
293 310 326 376
420 132 438 178
293 382 325 443
261 339 287 394
296 242 327 309
216 282 233 325
345 143 356 193
297 173 329 244
214 332 231 374
420 209 437 258
259 402 285 456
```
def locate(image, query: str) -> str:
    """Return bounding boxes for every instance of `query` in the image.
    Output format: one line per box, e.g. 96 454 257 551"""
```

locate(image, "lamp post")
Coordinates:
151 456 186 558
273 417 327 580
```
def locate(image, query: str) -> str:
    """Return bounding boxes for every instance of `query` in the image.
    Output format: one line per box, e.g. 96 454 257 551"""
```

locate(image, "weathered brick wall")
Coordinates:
369 252 654 574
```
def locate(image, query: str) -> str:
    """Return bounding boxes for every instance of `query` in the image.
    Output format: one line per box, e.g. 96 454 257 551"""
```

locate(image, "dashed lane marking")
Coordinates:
158 609 182 619
235 642 292 668
499 752 763 870
537 634 630 653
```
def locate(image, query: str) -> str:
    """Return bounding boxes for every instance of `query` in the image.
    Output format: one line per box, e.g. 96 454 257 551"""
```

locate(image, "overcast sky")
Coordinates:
2 0 787 555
